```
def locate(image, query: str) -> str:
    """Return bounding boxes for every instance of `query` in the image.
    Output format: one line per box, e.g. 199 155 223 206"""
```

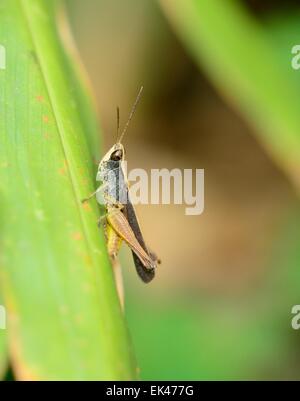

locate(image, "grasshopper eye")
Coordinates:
110 149 123 161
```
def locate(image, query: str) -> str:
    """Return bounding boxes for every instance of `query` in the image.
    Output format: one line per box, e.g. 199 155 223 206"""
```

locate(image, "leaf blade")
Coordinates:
0 0 137 380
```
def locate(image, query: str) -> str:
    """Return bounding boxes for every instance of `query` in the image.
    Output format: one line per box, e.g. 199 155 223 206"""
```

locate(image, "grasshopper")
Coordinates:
83 87 159 286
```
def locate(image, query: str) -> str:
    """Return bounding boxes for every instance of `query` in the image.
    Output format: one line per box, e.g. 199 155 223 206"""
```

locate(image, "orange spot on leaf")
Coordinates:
42 115 49 123
72 232 82 241
58 167 66 176
36 95 44 103
58 160 68 176
82 202 91 212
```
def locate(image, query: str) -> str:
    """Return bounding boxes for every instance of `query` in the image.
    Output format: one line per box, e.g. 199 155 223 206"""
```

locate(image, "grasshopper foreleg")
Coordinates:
81 182 109 203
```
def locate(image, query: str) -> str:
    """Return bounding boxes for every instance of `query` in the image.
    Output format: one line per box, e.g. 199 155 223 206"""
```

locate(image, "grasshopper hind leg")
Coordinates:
106 224 124 309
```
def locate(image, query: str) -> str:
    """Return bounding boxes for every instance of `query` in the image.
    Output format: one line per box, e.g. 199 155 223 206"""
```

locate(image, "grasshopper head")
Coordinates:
109 143 125 162
97 143 125 182
99 143 125 167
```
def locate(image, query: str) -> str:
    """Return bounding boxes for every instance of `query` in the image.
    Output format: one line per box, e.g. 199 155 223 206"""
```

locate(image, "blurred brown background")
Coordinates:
67 0 296 293
65 0 300 379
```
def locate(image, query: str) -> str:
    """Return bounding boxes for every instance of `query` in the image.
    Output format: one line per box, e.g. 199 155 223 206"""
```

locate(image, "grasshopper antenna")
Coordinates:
117 86 143 144
116 106 120 138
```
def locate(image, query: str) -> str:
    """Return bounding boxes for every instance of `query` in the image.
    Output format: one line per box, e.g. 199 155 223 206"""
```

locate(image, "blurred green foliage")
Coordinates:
126 209 300 380
160 0 300 192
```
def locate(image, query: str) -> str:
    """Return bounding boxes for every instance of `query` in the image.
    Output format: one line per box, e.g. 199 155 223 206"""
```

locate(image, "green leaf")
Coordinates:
159 0 300 191
0 0 137 380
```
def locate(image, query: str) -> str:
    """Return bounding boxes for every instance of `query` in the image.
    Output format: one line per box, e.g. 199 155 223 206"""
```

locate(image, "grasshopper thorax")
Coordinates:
96 143 125 184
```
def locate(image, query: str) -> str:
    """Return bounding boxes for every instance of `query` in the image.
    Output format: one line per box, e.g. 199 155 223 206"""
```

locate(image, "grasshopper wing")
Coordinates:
106 207 155 276
123 199 156 283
